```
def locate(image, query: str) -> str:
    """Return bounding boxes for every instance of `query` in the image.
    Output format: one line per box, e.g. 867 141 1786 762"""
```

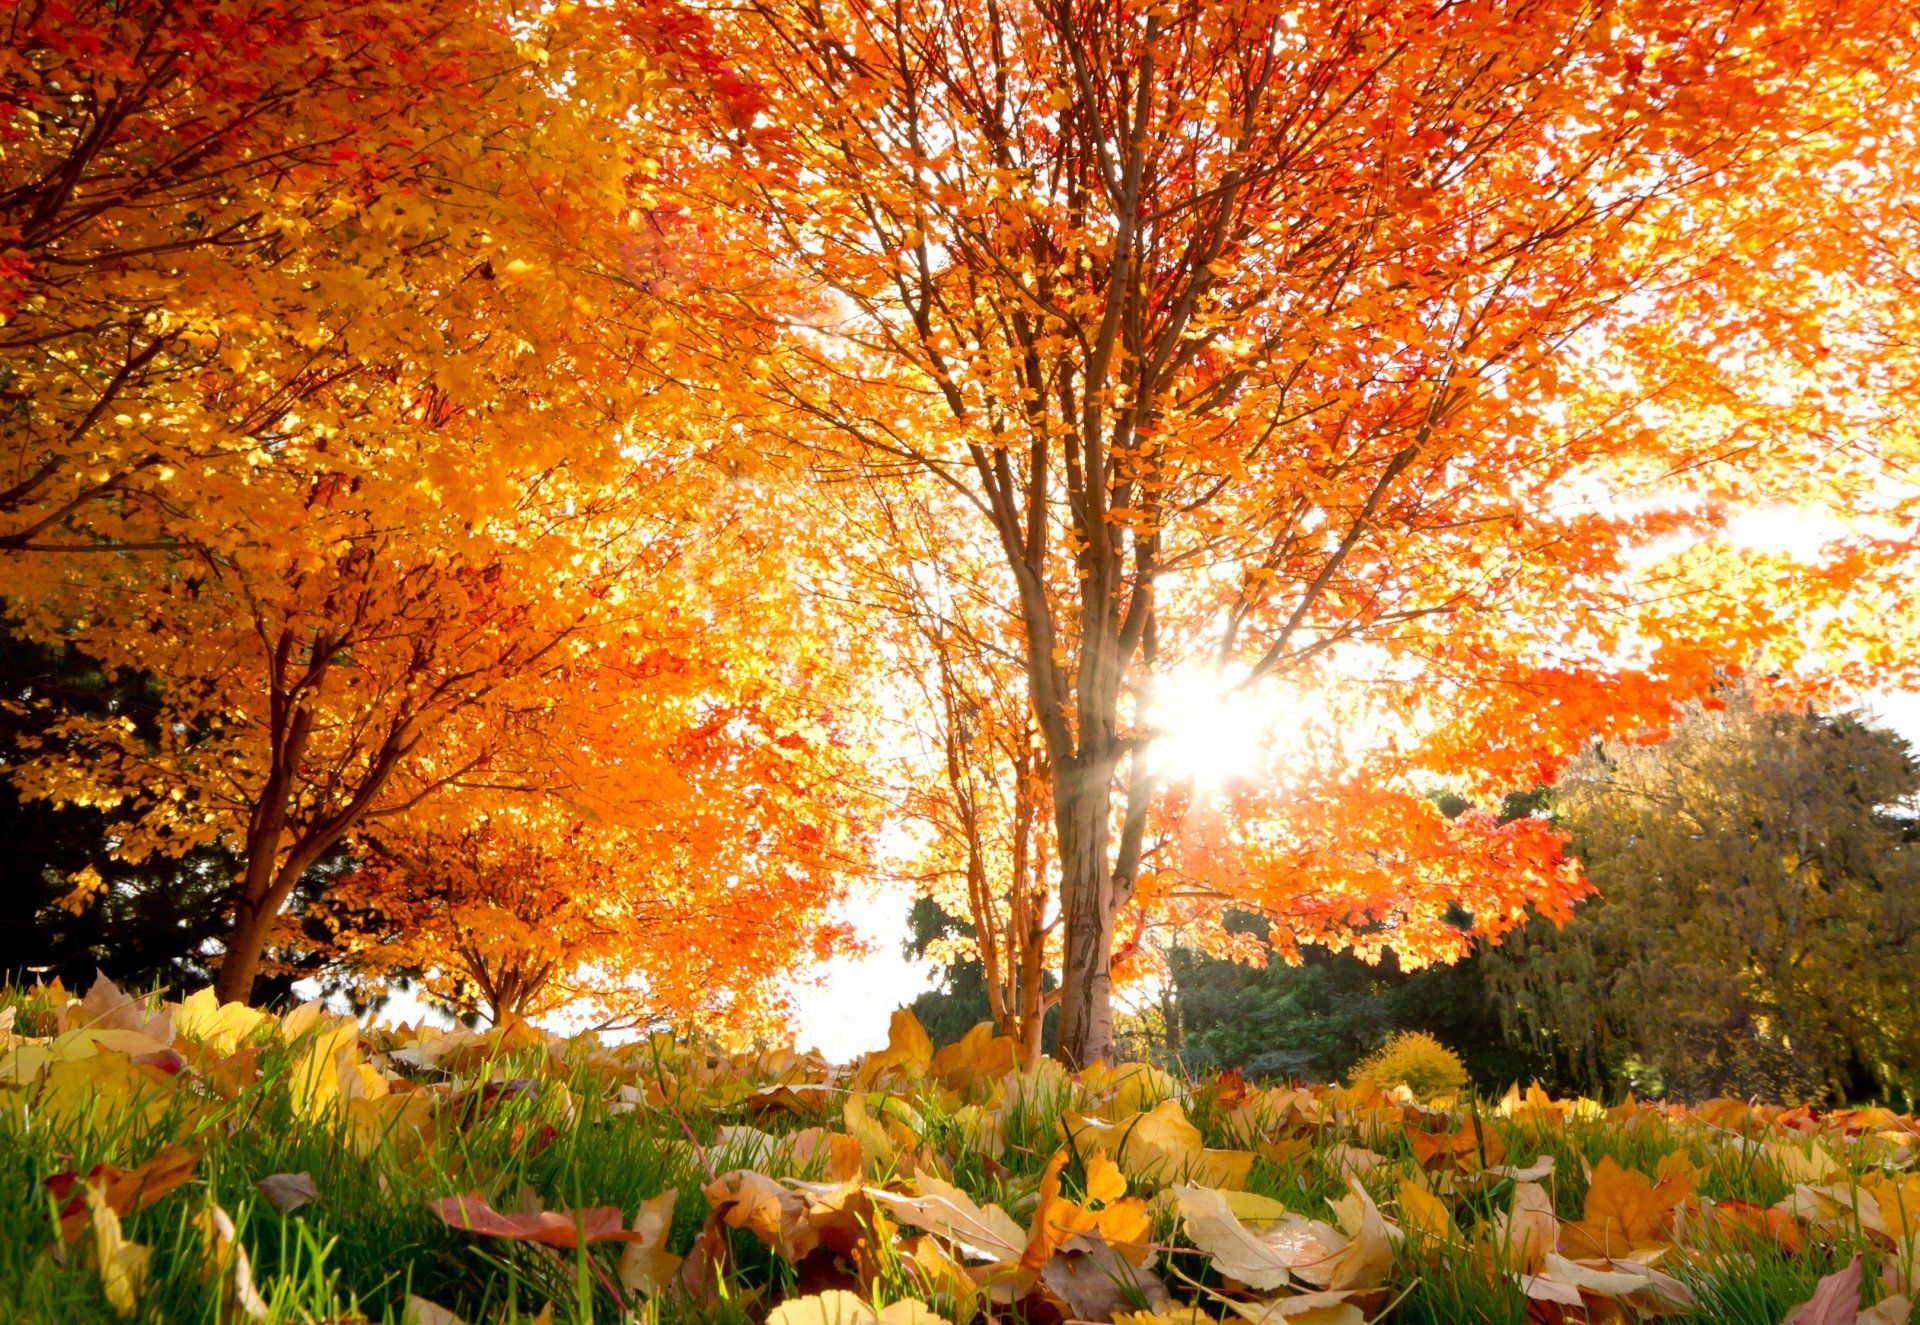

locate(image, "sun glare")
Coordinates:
1147 667 1296 787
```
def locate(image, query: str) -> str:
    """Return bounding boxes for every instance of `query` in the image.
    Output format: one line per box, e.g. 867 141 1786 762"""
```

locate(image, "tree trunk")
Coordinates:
214 892 275 1005
215 819 325 1005
1054 762 1116 1067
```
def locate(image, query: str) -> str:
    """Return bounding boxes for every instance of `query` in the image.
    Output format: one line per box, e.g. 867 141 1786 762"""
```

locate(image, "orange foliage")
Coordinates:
0 0 877 1013
3 0 1917 1049
691 0 1920 1062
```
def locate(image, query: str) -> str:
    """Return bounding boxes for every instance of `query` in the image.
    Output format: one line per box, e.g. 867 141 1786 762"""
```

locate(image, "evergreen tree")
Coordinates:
1172 913 1552 1090
902 897 1058 1053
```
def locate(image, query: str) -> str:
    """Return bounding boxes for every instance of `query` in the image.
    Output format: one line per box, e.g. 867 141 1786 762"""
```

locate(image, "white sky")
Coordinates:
785 885 937 1060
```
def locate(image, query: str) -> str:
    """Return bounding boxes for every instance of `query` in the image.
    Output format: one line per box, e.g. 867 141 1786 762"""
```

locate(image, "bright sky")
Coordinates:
784 887 937 1061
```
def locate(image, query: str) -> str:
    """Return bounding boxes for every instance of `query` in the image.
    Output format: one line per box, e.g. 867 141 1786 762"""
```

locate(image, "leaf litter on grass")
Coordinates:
2 975 1918 1323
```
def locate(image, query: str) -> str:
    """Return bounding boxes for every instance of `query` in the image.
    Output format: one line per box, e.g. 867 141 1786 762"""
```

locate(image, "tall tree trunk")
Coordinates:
215 846 320 1004
1054 761 1116 1066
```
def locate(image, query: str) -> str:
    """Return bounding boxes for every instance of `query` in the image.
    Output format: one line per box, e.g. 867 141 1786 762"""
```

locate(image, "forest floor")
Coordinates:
2 978 1915 1324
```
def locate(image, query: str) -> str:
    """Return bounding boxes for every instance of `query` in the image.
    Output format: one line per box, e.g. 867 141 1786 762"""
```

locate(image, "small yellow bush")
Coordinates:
1351 1031 1468 1100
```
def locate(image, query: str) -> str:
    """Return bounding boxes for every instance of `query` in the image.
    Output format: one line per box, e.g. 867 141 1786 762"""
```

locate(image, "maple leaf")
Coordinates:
427 1193 645 1249
254 1173 320 1216
47 1144 197 1244
1558 1157 1687 1259
1064 1101 1255 1190
83 1183 151 1317
616 1191 684 1299
1785 1255 1866 1325
1169 1184 1349 1292
703 1169 820 1262
865 1174 1027 1263
1520 1253 1695 1316
1022 1149 1153 1270
765 1291 951 1325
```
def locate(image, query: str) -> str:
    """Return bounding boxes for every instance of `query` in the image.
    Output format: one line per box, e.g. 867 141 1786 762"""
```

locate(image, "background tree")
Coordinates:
833 484 1063 1063
298 796 862 1033
708 0 1912 1064
1171 917 1551 1092
1488 691 1920 1105
2 0 865 1005
902 896 1061 1054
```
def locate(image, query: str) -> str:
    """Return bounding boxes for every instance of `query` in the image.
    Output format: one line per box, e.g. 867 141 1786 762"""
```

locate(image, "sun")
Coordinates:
1145 666 1296 788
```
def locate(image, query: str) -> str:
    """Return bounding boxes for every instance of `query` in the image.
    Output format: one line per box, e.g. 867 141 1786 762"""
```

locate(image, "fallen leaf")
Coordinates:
1560 1157 1683 1258
1024 1149 1152 1269
1170 1184 1347 1291
404 1295 471 1325
85 1182 151 1317
427 1193 639 1248
930 1022 1020 1096
1785 1254 1865 1325
48 1144 197 1243
1066 1102 1254 1189
1859 1295 1913 1325
866 1173 1027 1262
1041 1232 1172 1322
766 1290 952 1325
706 1168 819 1261
195 1202 269 1321
73 971 173 1042
1220 1292 1367 1325
1484 1181 1557 1275
255 1171 321 1215
1397 1176 1455 1243
617 1190 682 1298
1522 1253 1695 1315
1324 1176 1400 1290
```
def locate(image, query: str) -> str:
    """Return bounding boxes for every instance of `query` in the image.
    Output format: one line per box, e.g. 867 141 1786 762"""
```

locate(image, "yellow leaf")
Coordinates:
1397 1176 1454 1243
86 1183 151 1317
616 1190 682 1298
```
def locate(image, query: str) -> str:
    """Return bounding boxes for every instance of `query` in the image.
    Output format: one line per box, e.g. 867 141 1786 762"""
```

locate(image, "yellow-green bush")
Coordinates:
1351 1031 1468 1099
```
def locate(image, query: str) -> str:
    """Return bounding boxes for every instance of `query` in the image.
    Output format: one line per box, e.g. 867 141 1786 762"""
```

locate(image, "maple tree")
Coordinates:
0 0 522 553
698 0 1920 1064
0 0 879 1009
828 483 1061 1063
302 796 861 1031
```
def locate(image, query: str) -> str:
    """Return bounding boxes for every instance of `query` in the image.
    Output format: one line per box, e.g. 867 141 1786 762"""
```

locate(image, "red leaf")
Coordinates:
427 1194 644 1248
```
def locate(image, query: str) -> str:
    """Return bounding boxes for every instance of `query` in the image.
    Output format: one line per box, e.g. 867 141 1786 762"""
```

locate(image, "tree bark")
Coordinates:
214 885 277 1005
1054 760 1116 1066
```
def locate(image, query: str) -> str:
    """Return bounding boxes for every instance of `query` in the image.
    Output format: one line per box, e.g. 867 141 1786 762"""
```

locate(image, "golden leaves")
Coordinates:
1558 1156 1689 1259
1064 1100 1256 1190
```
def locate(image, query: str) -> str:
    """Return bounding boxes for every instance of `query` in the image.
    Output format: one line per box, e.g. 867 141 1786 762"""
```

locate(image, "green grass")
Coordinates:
3 988 1916 1325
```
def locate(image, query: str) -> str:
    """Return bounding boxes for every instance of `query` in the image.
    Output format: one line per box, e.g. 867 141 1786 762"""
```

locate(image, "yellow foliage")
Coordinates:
1350 1033 1468 1101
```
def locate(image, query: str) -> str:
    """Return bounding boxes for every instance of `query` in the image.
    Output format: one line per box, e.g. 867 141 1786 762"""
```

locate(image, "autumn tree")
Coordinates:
696 0 1916 1063
1487 692 1920 1104
1 0 863 1004
0 0 530 553
831 483 1061 1063
300 788 863 1031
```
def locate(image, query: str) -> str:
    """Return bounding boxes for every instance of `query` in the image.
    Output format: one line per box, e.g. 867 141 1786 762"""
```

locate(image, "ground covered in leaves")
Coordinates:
3 979 1917 1324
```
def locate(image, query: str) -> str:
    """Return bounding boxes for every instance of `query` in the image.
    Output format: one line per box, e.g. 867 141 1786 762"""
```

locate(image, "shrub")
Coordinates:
1351 1031 1469 1099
